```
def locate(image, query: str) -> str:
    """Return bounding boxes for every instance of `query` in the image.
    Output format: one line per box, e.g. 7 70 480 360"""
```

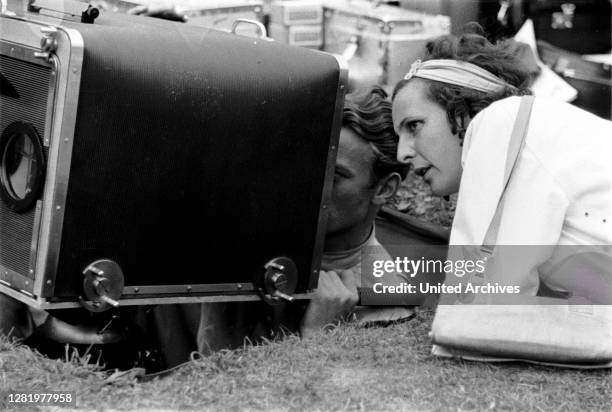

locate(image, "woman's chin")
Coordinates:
428 178 459 198
430 184 451 198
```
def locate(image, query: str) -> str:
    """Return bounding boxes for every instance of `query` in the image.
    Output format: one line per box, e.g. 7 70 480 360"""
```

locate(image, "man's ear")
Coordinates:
372 172 401 206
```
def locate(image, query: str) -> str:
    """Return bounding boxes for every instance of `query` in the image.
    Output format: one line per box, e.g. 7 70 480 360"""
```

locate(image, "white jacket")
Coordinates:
450 96 612 298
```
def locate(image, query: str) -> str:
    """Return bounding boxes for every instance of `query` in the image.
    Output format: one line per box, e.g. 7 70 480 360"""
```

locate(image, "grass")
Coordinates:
1 174 609 410
1 310 610 411
390 171 456 228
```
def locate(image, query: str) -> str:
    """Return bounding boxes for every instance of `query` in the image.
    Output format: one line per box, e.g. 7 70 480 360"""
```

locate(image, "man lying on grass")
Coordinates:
299 85 421 337
144 86 421 368
0 86 420 370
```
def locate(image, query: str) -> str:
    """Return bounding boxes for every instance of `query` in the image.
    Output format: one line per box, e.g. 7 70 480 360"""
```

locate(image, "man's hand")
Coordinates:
301 269 359 338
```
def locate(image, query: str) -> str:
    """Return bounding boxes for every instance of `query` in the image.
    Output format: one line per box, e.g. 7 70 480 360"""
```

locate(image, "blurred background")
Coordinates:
72 0 609 226
10 0 611 226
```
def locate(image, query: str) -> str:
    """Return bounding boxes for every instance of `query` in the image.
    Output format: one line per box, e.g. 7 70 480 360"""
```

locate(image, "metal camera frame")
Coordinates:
0 3 348 310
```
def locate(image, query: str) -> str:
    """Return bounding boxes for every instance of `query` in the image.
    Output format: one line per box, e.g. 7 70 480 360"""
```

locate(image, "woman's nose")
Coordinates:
397 134 417 164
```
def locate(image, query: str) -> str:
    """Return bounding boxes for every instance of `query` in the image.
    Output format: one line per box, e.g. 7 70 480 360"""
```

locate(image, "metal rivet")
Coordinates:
46 280 52 285
72 68 77 73
186 285 192 292
29 269 34 274
585 212 589 217
34 51 50 60
237 284 242 289
322 204 327 209
603 219 607 223
63 138 69 143
25 281 29 285
56 205 61 210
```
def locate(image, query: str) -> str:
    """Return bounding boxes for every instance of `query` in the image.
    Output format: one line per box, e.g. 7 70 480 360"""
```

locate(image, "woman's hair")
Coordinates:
343 86 409 182
392 24 532 141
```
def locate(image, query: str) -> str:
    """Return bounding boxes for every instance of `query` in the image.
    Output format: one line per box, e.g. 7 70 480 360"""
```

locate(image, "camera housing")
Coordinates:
0 1 346 310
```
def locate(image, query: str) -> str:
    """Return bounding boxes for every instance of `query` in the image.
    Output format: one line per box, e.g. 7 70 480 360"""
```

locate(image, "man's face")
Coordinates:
326 127 377 237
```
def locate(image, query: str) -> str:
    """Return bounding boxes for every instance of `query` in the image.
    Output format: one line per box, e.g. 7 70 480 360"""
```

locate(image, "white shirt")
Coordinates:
450 96 612 297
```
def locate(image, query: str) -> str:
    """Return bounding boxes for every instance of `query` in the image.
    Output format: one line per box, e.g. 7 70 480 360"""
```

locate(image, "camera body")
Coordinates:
0 2 346 310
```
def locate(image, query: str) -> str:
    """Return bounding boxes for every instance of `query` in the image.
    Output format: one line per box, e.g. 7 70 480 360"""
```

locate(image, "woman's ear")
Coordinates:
372 172 401 206
455 113 473 140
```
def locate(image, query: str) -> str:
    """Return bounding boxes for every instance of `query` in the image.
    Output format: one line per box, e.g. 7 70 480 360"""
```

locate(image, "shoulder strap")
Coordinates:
480 96 535 255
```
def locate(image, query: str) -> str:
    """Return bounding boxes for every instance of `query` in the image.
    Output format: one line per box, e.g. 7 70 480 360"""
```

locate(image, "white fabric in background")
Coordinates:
513 19 578 102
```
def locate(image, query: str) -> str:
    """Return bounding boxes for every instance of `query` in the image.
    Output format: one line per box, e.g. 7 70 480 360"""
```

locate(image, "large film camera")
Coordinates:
0 0 346 312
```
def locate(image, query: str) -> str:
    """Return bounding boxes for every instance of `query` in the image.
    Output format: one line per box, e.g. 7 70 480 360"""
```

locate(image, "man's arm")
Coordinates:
300 270 359 338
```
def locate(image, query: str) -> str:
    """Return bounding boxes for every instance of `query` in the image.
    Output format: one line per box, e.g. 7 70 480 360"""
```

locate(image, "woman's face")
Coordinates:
392 79 463 197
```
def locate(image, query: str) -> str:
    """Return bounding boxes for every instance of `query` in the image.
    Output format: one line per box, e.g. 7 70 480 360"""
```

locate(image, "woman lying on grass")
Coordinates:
391 25 612 304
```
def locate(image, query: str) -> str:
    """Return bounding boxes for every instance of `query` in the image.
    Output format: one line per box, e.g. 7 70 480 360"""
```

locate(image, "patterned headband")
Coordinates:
404 59 514 94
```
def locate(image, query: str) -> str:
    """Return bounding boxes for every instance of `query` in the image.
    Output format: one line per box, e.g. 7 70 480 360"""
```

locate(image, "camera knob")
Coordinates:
268 272 295 302
261 257 298 305
79 259 124 312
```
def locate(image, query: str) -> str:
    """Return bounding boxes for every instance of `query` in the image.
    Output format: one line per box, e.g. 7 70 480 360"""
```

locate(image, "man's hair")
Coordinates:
343 86 409 182
392 23 532 141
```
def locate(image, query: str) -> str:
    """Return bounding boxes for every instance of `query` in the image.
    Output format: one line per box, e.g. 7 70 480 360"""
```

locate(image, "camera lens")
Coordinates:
0 122 45 212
